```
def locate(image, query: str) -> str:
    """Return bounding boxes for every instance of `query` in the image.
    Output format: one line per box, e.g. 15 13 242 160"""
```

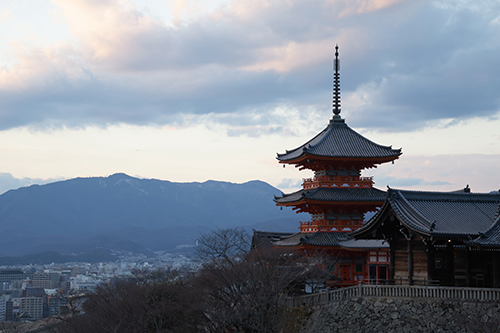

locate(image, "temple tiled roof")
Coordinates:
270 231 388 248
467 201 500 247
301 232 350 246
251 230 297 248
276 117 402 162
338 239 389 249
271 232 308 247
274 187 386 204
352 188 500 238
271 232 349 247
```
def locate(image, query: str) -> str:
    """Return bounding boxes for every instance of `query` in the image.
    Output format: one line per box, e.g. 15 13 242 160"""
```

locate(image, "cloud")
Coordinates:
374 176 451 187
1 9 13 22
339 0 405 18
368 154 500 193
277 178 303 189
0 0 499 134
0 173 63 195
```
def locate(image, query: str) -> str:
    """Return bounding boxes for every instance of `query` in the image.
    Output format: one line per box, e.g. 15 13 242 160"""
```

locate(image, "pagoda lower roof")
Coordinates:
274 187 386 205
352 188 500 239
270 231 387 248
277 117 401 163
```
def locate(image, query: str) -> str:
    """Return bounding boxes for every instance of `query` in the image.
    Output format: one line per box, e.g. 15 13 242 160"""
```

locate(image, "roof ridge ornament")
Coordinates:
332 44 341 119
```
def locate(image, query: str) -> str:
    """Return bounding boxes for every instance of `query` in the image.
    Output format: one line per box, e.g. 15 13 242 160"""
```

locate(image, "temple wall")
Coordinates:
298 297 500 333
393 248 407 282
413 241 428 284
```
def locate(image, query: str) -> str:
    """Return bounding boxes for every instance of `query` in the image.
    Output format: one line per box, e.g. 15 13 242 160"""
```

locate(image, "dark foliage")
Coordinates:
60 269 204 333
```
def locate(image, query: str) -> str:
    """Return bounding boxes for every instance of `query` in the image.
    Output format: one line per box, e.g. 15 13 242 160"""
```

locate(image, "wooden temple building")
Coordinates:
351 188 500 287
254 45 500 289
256 46 403 287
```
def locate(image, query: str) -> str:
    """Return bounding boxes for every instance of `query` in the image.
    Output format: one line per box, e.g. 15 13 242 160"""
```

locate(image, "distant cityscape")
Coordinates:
0 251 197 322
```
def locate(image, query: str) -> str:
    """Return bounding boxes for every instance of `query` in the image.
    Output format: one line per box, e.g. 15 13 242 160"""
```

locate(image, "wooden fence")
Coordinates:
284 283 500 308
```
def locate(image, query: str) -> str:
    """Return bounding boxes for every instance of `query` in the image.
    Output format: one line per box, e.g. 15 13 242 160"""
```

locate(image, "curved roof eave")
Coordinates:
350 200 391 238
276 119 402 162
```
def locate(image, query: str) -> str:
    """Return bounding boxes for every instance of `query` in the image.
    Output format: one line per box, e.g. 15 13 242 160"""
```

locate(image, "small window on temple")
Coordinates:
356 265 363 272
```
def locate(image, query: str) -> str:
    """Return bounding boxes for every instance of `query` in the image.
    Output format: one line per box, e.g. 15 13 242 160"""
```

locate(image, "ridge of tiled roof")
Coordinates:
300 232 350 246
272 232 308 247
274 187 387 204
495 198 500 221
339 239 389 249
252 230 296 238
389 189 500 237
272 232 389 248
276 118 402 162
389 188 498 202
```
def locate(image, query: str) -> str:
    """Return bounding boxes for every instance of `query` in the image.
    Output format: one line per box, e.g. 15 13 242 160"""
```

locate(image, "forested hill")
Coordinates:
0 173 300 256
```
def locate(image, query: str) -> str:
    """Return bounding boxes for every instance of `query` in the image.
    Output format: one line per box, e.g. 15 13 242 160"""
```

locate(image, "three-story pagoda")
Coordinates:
274 46 402 233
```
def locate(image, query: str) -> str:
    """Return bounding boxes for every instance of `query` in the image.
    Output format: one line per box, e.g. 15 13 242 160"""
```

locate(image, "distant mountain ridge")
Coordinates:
0 173 300 256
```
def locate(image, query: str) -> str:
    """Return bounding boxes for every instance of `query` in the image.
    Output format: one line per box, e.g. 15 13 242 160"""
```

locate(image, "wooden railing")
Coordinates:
284 283 500 308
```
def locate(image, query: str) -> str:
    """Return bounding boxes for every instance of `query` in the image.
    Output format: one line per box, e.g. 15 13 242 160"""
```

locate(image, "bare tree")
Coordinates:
195 226 251 263
196 244 319 332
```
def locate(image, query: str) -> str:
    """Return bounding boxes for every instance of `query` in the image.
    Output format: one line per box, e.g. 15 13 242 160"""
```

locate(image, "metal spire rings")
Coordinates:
333 45 341 116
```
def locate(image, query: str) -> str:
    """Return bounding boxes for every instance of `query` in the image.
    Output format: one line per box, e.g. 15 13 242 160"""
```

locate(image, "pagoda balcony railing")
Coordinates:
299 221 359 233
302 176 373 189
284 283 500 307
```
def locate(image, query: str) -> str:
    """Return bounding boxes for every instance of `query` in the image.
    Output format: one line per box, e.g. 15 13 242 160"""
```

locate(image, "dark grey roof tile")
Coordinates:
274 187 386 204
277 118 401 161
390 189 500 237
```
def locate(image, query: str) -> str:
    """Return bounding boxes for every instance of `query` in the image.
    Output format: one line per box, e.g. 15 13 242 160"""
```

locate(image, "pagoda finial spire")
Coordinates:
333 44 341 117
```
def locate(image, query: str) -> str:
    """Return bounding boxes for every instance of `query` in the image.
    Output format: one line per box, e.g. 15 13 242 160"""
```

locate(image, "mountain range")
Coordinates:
0 173 300 257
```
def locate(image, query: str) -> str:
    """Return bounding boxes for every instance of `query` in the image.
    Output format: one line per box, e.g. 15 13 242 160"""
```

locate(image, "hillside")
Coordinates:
0 173 300 256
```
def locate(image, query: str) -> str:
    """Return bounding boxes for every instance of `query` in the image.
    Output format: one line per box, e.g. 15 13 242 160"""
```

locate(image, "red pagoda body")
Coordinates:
271 46 401 286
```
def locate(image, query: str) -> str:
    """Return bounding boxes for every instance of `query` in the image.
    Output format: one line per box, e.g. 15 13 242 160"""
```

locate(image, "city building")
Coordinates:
48 295 68 317
19 296 44 321
19 287 48 321
0 296 6 321
0 269 31 285
31 271 61 289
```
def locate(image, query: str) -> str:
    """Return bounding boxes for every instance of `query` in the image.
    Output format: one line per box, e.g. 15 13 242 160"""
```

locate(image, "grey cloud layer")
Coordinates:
1 0 499 133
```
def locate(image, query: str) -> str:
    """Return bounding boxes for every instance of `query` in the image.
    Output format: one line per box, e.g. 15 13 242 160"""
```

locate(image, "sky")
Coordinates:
0 0 500 195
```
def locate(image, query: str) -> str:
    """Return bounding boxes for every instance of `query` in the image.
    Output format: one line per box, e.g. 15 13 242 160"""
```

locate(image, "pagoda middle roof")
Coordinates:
277 117 402 162
274 187 386 204
352 188 500 238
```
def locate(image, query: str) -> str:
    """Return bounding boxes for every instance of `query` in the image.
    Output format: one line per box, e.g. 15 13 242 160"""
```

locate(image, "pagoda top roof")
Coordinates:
351 188 500 239
274 187 386 205
277 116 402 163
